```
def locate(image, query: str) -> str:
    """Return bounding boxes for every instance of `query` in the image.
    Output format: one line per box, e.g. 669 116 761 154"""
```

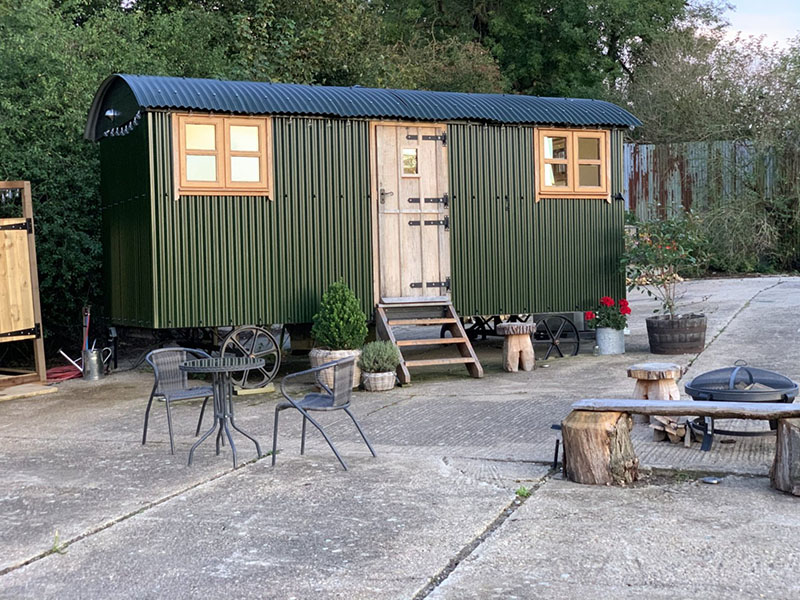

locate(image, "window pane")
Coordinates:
230 156 261 182
230 125 260 152
578 164 601 187
544 136 567 159
578 137 600 160
544 163 569 187
402 148 418 175
185 155 217 181
185 124 216 151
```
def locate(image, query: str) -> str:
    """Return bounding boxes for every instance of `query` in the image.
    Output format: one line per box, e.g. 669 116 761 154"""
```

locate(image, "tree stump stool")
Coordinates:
771 418 800 496
562 410 639 485
496 322 536 372
627 362 684 439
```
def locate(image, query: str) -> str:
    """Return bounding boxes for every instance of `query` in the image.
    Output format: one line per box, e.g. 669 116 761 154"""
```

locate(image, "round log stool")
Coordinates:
496 322 537 372
627 362 682 426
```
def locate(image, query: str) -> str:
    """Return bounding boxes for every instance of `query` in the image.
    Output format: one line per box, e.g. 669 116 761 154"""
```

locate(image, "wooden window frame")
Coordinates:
175 114 273 198
535 128 610 202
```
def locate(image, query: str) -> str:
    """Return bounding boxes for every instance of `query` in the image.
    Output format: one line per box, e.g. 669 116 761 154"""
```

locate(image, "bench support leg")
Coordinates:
771 418 800 496
562 410 639 486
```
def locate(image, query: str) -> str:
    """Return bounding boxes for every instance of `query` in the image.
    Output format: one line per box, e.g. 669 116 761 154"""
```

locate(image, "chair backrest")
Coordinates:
331 357 355 407
145 348 210 394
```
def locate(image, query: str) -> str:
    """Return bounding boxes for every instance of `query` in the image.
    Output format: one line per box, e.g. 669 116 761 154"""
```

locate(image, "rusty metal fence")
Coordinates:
623 140 789 220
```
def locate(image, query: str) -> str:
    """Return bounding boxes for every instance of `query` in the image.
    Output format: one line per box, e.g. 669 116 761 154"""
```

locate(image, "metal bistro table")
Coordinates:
180 357 264 467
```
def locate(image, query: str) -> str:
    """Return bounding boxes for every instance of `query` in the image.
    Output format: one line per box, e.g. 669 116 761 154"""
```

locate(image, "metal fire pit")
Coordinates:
684 362 798 450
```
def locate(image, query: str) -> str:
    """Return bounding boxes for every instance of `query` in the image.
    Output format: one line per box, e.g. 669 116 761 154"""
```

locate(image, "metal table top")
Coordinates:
180 356 265 374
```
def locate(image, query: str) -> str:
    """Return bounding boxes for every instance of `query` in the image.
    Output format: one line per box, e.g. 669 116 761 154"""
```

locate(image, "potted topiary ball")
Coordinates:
310 279 368 389
358 341 401 391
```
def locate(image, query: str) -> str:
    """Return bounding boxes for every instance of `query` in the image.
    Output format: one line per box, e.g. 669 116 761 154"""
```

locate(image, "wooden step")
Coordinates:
404 357 476 367
388 318 457 326
396 337 467 347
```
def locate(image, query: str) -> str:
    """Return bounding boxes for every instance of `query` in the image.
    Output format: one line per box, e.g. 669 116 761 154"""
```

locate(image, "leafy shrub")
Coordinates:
622 214 708 317
358 341 401 373
311 280 368 350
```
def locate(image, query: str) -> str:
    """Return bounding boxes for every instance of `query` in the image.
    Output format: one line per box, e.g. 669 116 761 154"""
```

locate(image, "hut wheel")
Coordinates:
533 315 580 359
220 325 281 388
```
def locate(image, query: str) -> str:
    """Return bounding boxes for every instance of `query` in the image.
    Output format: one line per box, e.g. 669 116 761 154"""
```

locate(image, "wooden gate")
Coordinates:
371 123 451 302
0 181 45 386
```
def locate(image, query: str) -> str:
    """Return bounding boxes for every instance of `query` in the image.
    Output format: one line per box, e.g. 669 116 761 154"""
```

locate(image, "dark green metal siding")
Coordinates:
100 122 154 326
448 123 625 316
149 113 372 328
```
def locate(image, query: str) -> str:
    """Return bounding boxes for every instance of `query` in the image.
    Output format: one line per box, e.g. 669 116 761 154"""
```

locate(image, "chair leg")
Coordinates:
196 396 210 436
344 407 377 457
300 415 307 455
142 390 156 445
272 406 282 466
301 410 348 471
165 400 175 455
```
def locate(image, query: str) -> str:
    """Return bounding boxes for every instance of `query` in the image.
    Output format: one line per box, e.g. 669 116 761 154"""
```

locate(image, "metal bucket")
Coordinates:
595 327 625 355
82 348 112 381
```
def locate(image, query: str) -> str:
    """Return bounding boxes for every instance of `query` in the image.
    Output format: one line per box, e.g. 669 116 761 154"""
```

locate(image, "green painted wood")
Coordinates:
148 114 373 328
99 120 154 326
447 123 626 317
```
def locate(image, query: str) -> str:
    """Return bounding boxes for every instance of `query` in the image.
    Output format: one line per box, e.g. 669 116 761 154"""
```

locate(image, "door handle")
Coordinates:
379 188 394 204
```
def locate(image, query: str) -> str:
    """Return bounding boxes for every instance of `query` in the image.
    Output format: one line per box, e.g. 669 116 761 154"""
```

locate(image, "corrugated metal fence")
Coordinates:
623 140 781 219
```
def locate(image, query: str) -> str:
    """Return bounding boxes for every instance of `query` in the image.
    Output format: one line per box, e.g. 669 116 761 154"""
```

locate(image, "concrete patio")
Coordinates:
1 276 799 599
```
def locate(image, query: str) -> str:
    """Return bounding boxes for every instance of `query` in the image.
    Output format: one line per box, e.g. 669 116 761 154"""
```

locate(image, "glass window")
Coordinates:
544 136 568 160
185 155 217 181
578 164 601 187
577 137 600 160
402 148 418 175
230 156 261 182
545 164 569 187
229 125 259 152
185 124 216 151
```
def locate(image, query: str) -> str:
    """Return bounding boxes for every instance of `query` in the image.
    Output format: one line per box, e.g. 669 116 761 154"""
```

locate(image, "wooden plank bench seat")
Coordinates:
562 398 800 496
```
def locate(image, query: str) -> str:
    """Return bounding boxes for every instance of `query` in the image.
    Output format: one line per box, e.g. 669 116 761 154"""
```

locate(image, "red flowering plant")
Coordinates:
585 296 630 331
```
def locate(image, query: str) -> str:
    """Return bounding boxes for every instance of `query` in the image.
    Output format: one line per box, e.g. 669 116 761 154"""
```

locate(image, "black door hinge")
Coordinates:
422 133 447 146
426 277 451 290
408 220 421 226
410 282 423 288
0 323 41 339
0 218 32 233
424 193 448 207
423 216 450 230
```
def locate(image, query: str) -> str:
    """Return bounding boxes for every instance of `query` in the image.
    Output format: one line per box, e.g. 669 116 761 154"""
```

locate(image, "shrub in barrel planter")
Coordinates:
623 216 708 355
358 341 401 391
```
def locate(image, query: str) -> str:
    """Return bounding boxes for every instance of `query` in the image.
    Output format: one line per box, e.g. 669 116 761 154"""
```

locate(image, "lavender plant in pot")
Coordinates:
585 296 630 355
623 216 708 354
358 341 401 391
310 280 368 389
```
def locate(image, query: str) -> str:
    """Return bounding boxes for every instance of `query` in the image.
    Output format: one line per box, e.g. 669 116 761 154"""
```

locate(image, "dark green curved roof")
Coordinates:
85 74 641 140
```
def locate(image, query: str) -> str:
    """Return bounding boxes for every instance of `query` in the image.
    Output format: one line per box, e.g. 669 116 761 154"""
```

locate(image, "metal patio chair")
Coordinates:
272 356 377 471
143 347 214 454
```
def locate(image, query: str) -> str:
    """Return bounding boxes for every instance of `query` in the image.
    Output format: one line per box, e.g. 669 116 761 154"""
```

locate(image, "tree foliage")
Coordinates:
0 0 747 346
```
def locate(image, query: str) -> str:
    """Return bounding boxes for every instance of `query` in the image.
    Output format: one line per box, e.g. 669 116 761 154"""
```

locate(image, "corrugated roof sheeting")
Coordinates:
86 74 640 139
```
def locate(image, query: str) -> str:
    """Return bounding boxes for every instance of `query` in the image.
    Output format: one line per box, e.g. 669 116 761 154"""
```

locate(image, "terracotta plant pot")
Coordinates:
309 348 362 389
646 314 707 355
362 371 396 392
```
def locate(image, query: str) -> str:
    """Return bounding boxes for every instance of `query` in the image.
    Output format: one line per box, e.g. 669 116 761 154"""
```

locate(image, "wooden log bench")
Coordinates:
562 399 800 496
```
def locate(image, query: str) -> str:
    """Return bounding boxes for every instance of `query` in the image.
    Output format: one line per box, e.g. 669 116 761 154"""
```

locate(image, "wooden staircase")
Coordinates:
375 300 483 384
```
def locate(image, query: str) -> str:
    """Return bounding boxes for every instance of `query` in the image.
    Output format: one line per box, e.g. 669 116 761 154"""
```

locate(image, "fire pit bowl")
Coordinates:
685 364 798 403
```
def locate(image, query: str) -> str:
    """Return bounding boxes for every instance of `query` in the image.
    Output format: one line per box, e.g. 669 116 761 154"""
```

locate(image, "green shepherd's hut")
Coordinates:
85 74 640 381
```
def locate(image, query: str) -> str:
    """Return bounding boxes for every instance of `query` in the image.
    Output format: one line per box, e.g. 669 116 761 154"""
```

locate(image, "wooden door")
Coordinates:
0 218 36 341
375 124 450 301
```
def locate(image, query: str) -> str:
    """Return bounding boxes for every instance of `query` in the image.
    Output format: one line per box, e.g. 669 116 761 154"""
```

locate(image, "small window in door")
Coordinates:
402 148 419 176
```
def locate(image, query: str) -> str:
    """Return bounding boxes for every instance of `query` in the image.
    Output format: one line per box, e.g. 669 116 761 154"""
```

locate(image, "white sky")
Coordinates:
725 0 800 46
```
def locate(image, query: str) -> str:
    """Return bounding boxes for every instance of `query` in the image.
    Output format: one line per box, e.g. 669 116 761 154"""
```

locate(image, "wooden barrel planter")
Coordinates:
646 314 707 354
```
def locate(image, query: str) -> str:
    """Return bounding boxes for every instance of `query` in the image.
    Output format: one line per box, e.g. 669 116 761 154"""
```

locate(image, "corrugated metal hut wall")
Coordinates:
100 121 155 326
448 125 625 316
148 113 372 328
